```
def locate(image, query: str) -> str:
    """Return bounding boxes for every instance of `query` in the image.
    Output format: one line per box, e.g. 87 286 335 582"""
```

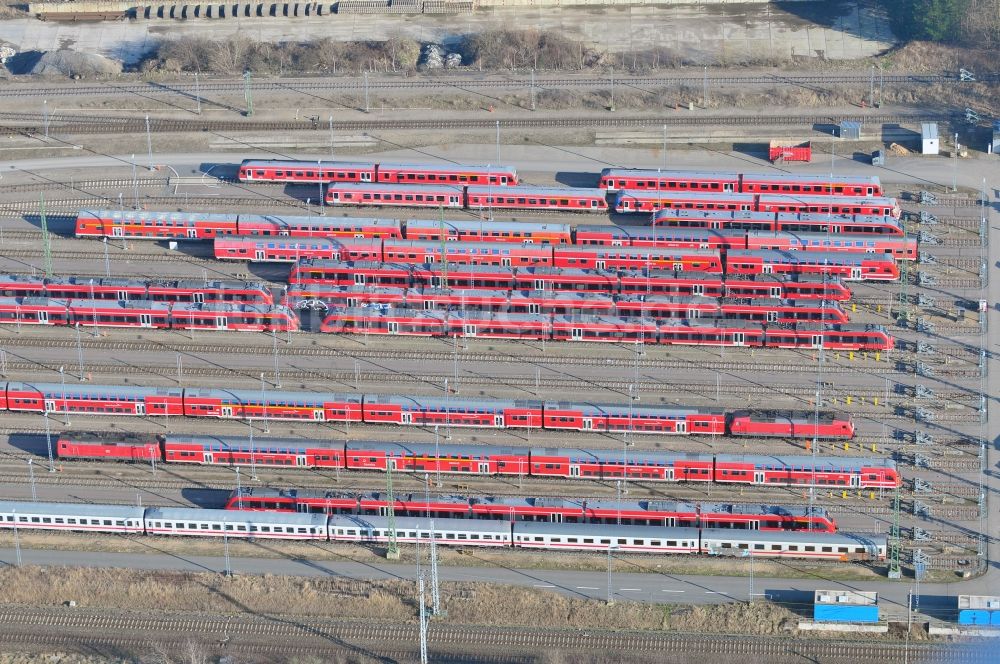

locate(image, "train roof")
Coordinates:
601 168 740 179
466 185 607 197
328 183 465 193
728 410 848 424
58 430 162 444
713 454 896 469
515 521 700 539
236 215 402 229
602 168 881 187
514 266 614 278
183 388 360 404
4 382 182 397
66 298 171 311
700 529 887 547
617 190 756 202
375 162 517 175
447 309 551 325
577 225 745 240
404 218 570 234
543 402 722 417
745 230 914 243
78 209 235 223
361 394 536 409
293 259 413 271
699 503 828 518
511 290 614 302
726 249 896 263
565 245 721 257
773 212 901 225
757 194 898 206
172 302 293 315
345 441 521 456
329 515 512 534
0 296 67 306
0 500 145 519
385 239 552 252
165 434 342 450
653 209 775 221
327 306 447 320
550 313 657 326
530 448 711 464
146 507 328 527
240 159 377 169
215 236 378 248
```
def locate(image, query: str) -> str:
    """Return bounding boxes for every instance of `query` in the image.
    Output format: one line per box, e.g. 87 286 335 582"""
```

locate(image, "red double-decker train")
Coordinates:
223 488 839 532
288 261 853 301
326 184 610 213
52 432 898 488
599 168 883 197
3 382 857 439
0 274 272 305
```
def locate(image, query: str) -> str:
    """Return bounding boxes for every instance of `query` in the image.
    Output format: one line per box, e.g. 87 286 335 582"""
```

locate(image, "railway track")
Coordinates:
0 334 900 376
0 606 984 663
5 112 950 136
0 72 984 99
0 195 314 214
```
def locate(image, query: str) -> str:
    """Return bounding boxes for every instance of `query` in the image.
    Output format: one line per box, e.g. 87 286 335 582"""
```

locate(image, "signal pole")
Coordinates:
243 70 253 116
39 194 52 278
386 464 400 559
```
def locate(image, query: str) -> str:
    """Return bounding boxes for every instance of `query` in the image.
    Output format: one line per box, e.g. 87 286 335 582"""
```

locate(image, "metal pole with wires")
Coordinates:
418 576 429 664
27 459 36 501
44 412 54 472
145 115 154 171
430 519 441 616
12 509 21 567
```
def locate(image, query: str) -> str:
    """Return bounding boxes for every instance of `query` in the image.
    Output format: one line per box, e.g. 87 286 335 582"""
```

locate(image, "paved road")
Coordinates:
0 547 971 622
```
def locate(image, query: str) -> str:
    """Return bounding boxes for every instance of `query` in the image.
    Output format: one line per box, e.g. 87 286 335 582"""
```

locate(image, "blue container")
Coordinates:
991 611 1000 626
813 604 879 623
958 610 991 625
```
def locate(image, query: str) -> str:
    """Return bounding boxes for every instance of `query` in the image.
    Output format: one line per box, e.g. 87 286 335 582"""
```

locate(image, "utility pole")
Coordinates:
888 484 902 578
606 546 616 605
39 194 52 278
609 66 615 112
364 72 370 113
869 65 875 108
329 115 335 158
385 464 400 559
530 69 536 111
662 125 667 170
702 66 708 107
438 205 448 290
418 576 429 664
12 509 21 567
495 121 500 163
27 459 36 501
131 156 139 209
243 70 253 116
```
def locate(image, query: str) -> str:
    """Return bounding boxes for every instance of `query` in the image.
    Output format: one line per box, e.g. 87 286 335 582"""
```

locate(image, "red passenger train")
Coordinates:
326 184 609 213
615 191 901 218
651 209 904 235
223 487 839 533
288 260 853 301
2 383 856 439
599 168 883 197
0 298 297 332
318 308 893 351
0 274 272 305
238 160 519 186
52 432 898 488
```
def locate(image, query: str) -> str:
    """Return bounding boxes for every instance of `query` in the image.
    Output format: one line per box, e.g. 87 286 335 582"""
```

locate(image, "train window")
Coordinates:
534 536 544 542
754 544 765 550
55 518 64 524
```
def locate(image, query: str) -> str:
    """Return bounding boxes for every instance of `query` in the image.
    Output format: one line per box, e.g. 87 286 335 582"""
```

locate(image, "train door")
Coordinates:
313 409 325 421
463 324 477 337
139 313 153 327
664 468 675 481
692 284 704 296
766 311 778 323
534 279 545 291
501 258 512 267
762 264 774 274
203 452 213 464
724 183 734 193
590 199 599 209
811 334 823 348
850 474 861 487
770 286 781 298
494 415 504 427
478 462 490 474
118 290 130 301
112 226 124 237
186 229 198 239
422 300 434 310
748 520 759 529
676 421 687 433
550 513 563 523
612 239 623 247
135 403 146 415
753 471 765 484
400 412 412 424
672 262 683 271
388 459 398 471
193 292 204 303
255 250 265 261
582 418 593 430
37 311 49 324
866 187 874 196
569 465 581 477
221 406 233 417
850 267 862 280
528 303 540 314
571 328 584 341
732 332 745 346
44 399 56 412
296 455 308 467
595 261 606 270
688 308 700 319
354 273 366 286
360 172 372 182
448 194 461 207
215 316 228 330
349 298 360 307
387 321 399 334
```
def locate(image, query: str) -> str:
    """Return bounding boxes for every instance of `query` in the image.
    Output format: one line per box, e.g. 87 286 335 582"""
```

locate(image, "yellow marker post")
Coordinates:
846 395 852 405
873 397 879 406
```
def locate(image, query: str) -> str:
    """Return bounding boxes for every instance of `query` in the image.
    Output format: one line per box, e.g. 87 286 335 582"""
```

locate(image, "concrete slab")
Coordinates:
0 3 894 68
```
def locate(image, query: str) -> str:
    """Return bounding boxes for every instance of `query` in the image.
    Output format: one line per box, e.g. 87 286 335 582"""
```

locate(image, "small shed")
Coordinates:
921 123 939 155
958 595 1000 626
839 121 862 140
814 590 879 623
